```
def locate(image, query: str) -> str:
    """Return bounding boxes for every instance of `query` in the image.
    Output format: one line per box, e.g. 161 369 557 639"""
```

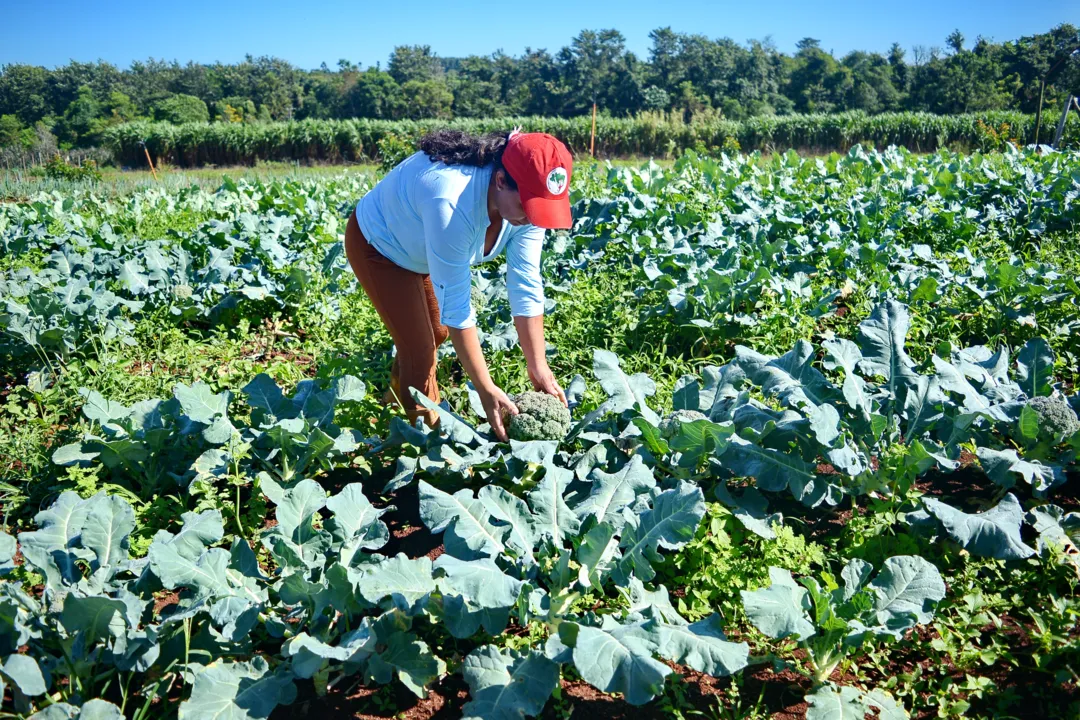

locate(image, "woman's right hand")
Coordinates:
479 383 518 442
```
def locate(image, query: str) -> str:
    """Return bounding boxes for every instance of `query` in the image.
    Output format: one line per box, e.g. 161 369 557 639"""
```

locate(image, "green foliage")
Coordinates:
101 110 1080 167
508 391 572 441
657 502 826 619
152 94 210 124
375 131 415 172
0 114 30 148
43 153 102 181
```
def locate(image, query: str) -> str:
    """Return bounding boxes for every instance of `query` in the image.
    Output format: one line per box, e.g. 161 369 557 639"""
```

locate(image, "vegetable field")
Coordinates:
2 145 1080 720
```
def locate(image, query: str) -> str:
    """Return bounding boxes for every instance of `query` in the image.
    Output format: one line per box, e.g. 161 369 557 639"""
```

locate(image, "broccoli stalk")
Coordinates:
507 391 571 442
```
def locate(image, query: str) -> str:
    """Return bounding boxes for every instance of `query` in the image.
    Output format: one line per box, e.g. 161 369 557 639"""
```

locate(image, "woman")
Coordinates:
344 129 573 441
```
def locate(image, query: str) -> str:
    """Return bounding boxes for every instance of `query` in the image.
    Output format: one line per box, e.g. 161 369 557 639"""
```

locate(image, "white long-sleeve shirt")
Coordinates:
353 151 546 329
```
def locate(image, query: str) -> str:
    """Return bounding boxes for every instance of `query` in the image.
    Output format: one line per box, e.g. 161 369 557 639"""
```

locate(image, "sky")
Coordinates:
1 0 1076 70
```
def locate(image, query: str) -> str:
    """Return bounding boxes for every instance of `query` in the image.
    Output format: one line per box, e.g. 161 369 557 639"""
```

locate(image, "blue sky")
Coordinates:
1 0 1075 70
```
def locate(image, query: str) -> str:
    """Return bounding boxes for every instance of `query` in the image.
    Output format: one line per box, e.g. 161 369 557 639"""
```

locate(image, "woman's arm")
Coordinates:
506 229 566 406
449 326 518 441
515 314 566 406
420 199 518 441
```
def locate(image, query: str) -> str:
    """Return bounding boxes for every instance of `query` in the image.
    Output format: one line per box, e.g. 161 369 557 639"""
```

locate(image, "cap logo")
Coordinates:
546 167 568 195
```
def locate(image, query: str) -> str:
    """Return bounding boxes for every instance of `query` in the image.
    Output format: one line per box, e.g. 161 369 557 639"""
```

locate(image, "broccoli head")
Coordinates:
659 409 708 439
508 391 571 442
1028 394 1080 443
470 285 486 313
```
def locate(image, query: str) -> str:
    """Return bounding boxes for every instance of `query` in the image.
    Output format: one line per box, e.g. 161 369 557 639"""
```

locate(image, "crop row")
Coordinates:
102 110 1080 168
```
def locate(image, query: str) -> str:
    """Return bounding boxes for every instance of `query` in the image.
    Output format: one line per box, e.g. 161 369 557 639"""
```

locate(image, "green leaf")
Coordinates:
612 481 705 585
324 483 388 551
410 389 482 445
822 338 873 420
51 442 100 467
273 478 327 547
806 684 870 720
575 454 656 528
591 349 659 424
856 300 919 412
656 614 749 677
866 556 946 634
78 700 126 720
434 555 523 638
577 521 619 588
282 632 353 679
27 704 78 719
18 491 89 586
866 688 909 719
0 532 16 575
741 567 816 640
370 632 444 698
922 494 1035 560
632 418 670 457
59 595 128 644
526 467 581 546
418 481 506 560
242 373 289 419
478 485 536 564
79 389 130 425
119 259 150 294
976 447 1058 493
355 553 435 613
151 510 224 564
332 375 367 402
563 618 670 706
718 436 817 495
80 492 135 573
174 381 231 425
1016 338 1054 398
735 341 842 412
0 654 47 696
1018 404 1040 440
178 657 296 720
461 646 558 720
149 543 231 596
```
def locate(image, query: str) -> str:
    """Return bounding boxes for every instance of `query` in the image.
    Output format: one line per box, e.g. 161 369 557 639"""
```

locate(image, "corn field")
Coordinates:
103 110 1080 167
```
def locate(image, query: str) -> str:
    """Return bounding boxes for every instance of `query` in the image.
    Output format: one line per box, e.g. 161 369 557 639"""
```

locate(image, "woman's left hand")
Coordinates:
529 362 567 407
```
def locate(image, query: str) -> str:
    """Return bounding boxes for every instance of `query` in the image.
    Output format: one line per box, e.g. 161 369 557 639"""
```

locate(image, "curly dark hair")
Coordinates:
419 129 517 188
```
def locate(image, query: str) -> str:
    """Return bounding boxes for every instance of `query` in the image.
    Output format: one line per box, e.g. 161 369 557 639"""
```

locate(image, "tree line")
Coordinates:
1 23 1078 152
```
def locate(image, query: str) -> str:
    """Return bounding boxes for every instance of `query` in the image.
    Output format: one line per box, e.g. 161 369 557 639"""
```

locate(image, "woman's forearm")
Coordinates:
514 314 547 372
448 326 496 390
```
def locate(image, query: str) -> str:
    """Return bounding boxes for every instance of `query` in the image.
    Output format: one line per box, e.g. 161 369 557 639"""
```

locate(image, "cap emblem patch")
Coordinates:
546 167 568 195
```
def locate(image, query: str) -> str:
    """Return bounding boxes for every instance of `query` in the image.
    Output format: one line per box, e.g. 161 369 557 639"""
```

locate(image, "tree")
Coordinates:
345 68 403 119
152 94 209 123
558 29 640 115
54 85 103 145
947 30 965 54
0 64 51 124
401 79 453 119
0 114 24 147
388 46 443 85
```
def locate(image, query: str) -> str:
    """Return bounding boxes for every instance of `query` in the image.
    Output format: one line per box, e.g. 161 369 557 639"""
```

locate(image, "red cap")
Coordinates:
501 132 573 229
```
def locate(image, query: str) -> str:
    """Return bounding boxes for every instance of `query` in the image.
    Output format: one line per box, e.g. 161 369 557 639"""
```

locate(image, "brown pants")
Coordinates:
344 210 448 426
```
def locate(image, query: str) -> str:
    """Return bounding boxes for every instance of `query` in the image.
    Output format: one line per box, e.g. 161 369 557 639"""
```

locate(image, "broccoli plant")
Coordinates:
741 557 943 715
508 391 572 442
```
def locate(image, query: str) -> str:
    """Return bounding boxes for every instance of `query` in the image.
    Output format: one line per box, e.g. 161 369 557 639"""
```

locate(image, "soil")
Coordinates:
153 590 181 615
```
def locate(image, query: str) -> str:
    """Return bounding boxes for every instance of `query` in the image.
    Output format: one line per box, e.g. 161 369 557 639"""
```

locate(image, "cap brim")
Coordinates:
522 193 572 230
